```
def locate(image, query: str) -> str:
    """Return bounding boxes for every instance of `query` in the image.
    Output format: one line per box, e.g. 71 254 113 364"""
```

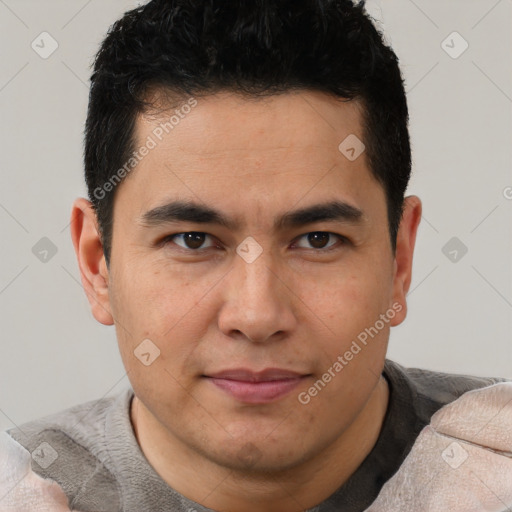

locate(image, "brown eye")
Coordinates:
294 232 344 251
307 232 330 249
166 232 215 251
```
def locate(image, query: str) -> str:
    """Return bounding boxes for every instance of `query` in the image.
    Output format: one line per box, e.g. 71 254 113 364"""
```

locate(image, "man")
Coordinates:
1 1 511 511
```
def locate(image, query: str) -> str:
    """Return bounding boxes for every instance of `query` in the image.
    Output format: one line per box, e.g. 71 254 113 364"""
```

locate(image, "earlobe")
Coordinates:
389 195 422 327
70 198 114 326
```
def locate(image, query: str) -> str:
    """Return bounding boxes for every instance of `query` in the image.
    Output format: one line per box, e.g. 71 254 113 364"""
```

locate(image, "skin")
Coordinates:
70 89 422 511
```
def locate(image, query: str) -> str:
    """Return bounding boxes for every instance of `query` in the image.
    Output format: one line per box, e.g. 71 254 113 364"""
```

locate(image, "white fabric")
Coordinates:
367 382 512 511
0 432 78 512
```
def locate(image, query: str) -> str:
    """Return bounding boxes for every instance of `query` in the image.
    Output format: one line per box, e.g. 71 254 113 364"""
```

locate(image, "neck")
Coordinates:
131 376 389 512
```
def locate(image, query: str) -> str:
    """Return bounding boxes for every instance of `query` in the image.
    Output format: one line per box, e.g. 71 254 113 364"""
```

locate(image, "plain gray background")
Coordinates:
0 0 511 429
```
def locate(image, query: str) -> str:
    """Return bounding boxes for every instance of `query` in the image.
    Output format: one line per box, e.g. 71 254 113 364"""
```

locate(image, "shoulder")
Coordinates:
383 358 509 423
367 380 512 511
1 388 133 511
0 431 78 511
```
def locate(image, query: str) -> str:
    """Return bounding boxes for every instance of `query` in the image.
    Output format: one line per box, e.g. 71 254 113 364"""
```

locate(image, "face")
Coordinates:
77 90 416 473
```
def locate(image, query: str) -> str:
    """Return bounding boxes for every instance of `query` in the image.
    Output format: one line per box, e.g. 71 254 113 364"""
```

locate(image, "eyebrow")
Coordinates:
139 199 364 231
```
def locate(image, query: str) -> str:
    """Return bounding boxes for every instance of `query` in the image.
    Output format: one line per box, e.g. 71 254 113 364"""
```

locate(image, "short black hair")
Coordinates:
84 0 411 267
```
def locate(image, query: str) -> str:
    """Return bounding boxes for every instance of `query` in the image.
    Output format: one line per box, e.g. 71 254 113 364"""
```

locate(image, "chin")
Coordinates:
195 433 311 475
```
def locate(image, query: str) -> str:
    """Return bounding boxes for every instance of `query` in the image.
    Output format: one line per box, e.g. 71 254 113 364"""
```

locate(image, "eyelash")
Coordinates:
160 231 349 253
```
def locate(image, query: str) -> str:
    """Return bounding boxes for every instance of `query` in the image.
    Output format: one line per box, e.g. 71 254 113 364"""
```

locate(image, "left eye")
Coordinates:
293 231 344 251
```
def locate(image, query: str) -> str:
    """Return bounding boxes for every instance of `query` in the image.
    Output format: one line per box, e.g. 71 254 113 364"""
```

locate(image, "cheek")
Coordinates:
312 267 390 324
110 263 211 376
111 259 195 329
303 270 392 374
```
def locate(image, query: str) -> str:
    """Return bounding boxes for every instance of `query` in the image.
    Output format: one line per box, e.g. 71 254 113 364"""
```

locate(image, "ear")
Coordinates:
389 195 422 327
69 198 114 325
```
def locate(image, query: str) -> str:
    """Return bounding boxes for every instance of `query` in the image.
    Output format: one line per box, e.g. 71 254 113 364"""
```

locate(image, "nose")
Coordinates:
217 245 297 344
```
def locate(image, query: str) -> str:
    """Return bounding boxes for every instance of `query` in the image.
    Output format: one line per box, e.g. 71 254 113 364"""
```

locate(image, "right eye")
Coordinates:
161 232 218 252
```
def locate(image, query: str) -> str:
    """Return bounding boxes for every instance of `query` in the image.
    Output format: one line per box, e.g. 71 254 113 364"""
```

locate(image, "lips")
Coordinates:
207 368 305 382
204 368 310 404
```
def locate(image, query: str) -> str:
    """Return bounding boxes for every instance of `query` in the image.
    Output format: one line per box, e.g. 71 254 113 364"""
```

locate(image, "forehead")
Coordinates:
115 89 383 226
137 88 365 155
